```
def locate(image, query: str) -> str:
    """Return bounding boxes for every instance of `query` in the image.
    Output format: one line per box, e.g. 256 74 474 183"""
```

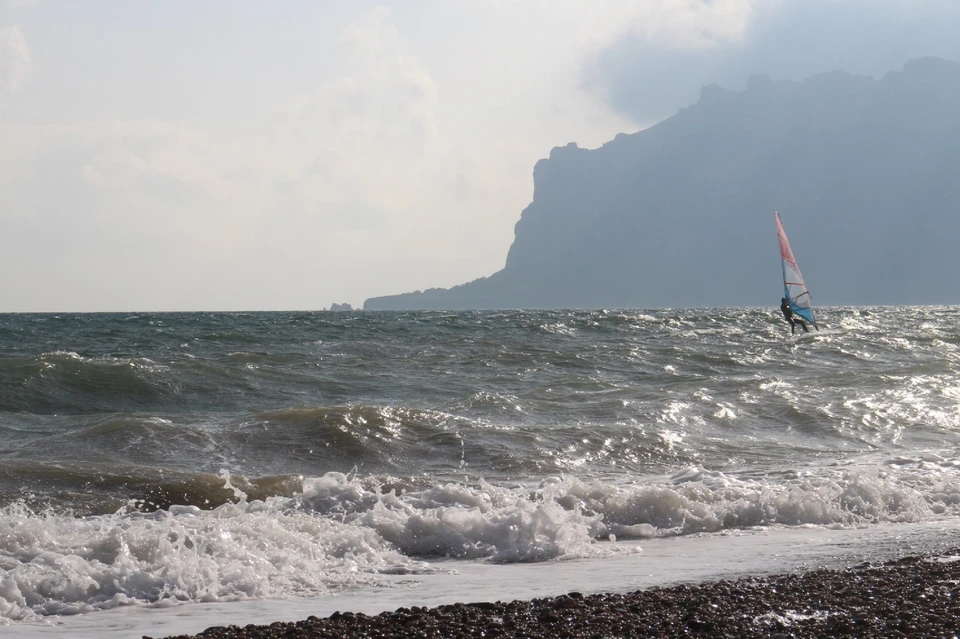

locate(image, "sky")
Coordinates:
1 0 959 312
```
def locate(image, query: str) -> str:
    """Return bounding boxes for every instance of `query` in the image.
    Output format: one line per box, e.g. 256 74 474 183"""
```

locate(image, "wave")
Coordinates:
6 382 957 500
0 351 174 414
291 456 960 552
0 460 303 516
3 454 960 621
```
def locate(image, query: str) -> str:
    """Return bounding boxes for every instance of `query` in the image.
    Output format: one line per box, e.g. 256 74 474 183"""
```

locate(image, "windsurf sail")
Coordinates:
775 211 816 326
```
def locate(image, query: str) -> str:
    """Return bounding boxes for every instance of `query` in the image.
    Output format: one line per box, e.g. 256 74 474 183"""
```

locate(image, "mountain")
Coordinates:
365 57 960 310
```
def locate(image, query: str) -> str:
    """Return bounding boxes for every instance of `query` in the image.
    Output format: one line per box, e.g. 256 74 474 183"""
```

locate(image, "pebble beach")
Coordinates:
156 549 960 639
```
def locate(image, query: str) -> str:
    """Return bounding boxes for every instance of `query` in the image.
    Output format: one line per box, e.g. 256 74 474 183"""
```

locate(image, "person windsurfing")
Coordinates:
780 297 809 334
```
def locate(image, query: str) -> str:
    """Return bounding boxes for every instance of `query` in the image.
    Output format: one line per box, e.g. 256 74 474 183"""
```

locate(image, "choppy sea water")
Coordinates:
2 308 960 631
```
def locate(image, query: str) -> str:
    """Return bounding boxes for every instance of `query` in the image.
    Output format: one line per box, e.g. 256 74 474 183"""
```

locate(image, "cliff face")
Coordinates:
365 58 960 310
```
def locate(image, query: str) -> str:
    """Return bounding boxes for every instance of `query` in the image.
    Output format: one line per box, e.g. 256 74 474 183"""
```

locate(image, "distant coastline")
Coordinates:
366 57 960 311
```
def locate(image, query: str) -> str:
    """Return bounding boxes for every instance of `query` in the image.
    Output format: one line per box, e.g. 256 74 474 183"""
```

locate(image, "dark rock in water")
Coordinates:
365 57 960 310
328 303 353 311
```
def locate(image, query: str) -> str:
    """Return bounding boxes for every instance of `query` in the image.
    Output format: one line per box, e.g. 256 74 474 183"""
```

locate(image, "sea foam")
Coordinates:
3 456 960 621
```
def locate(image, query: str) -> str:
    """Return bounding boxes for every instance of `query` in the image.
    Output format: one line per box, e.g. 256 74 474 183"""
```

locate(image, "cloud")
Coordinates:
305 6 439 150
5 3 728 311
583 0 960 124
276 7 443 247
583 0 764 51
463 0 764 51
0 23 30 96
0 118 282 310
0 4 497 311
0 6 490 311
453 0 767 130
277 7 500 267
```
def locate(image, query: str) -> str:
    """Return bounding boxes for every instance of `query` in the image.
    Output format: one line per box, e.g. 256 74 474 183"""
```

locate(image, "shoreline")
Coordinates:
155 549 960 638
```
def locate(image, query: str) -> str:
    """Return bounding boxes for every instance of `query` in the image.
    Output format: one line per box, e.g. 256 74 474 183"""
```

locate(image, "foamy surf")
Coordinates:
4 455 960 623
17 518 960 638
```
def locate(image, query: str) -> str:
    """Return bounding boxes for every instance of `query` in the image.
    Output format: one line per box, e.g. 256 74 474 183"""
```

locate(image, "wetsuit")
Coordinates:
780 298 808 334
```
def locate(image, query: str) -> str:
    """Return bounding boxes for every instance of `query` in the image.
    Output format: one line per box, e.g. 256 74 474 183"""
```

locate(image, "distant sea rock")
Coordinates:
329 303 353 312
365 57 960 310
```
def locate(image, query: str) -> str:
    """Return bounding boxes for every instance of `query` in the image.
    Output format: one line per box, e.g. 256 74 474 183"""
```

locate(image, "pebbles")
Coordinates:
154 550 960 638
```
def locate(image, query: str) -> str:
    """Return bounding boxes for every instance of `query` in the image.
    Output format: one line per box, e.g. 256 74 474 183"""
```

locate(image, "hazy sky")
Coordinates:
1 0 958 311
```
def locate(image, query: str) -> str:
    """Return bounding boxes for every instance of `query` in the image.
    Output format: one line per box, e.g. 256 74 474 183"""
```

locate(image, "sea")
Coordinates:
2 307 960 637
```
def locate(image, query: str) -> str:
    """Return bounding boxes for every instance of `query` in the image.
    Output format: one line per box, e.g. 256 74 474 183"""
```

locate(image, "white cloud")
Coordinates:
320 6 438 153
5 2 744 311
0 23 30 96
466 0 766 51
0 119 275 310
277 7 510 278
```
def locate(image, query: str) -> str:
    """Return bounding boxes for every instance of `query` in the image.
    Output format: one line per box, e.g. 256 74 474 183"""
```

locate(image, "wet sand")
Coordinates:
155 549 960 638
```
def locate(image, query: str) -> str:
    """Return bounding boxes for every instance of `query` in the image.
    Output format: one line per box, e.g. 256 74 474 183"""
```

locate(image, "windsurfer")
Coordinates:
780 297 809 334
